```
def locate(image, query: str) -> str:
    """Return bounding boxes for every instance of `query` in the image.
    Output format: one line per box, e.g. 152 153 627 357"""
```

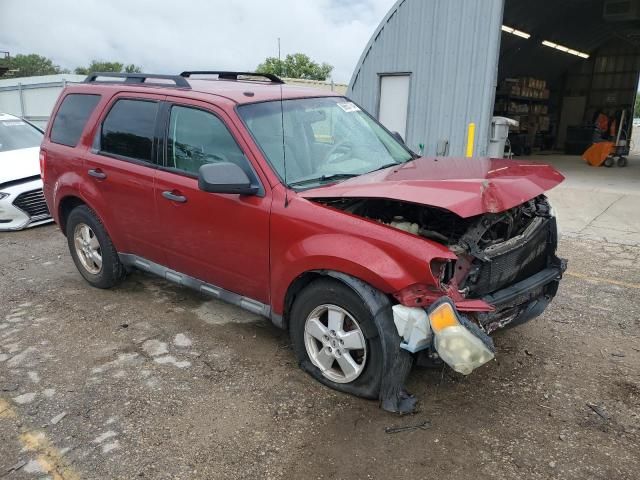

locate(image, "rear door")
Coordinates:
154 98 271 304
81 93 166 263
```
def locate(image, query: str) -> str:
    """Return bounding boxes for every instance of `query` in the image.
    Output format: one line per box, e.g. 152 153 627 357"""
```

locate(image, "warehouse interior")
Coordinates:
497 0 640 162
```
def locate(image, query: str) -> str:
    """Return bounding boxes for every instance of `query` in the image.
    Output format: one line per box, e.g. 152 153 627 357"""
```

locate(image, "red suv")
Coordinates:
41 71 566 413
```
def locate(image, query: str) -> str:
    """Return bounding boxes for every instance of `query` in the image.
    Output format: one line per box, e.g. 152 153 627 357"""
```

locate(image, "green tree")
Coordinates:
75 61 142 75
256 53 333 81
4 54 68 77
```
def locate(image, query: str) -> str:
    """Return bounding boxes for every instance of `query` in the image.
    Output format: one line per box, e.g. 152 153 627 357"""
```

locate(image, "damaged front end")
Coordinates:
316 195 567 376
393 299 495 375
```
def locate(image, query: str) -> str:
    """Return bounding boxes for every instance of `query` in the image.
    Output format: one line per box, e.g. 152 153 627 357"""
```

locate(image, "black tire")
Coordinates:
617 156 628 167
289 278 383 399
66 205 125 289
604 156 615 168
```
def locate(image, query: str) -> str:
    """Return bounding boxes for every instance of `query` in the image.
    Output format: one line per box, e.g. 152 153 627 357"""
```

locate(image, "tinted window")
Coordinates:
167 106 247 175
0 118 43 152
50 94 101 147
101 99 158 162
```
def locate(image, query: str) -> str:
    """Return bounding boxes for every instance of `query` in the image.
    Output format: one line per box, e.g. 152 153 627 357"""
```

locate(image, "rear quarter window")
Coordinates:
50 94 101 147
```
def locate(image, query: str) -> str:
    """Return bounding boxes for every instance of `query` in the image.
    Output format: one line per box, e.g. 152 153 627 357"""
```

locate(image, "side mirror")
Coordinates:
198 162 258 195
392 131 406 144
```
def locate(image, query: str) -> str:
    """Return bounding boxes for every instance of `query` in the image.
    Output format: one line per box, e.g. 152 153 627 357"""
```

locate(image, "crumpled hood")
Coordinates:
0 147 41 186
299 157 565 218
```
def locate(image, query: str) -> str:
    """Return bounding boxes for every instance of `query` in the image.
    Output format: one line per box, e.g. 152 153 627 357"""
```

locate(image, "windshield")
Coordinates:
0 118 43 153
238 97 414 188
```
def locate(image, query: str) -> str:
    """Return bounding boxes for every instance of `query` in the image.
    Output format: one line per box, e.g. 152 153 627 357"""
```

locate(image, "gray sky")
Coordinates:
0 0 396 83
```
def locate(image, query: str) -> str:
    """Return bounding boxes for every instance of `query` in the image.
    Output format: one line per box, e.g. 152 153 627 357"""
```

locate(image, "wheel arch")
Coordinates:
58 195 88 235
282 269 392 331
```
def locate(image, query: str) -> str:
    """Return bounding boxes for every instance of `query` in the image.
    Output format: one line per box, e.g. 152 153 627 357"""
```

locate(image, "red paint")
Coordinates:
42 79 564 320
300 156 565 218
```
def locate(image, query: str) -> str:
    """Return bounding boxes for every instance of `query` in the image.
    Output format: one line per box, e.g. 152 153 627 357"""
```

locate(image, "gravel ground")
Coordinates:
1 224 638 479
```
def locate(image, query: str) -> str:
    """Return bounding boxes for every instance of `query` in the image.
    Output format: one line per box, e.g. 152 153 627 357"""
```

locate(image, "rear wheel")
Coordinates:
604 156 615 167
617 156 628 167
66 205 125 289
290 278 383 399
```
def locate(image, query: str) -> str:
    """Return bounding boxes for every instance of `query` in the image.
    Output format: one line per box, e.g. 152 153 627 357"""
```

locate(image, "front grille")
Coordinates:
13 188 51 220
470 218 551 297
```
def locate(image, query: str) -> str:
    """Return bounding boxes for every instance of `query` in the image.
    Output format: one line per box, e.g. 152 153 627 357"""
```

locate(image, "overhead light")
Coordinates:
501 25 531 39
542 40 590 58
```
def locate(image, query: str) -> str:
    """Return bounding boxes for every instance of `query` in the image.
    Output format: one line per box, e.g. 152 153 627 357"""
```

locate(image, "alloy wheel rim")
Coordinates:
73 223 102 275
303 304 367 384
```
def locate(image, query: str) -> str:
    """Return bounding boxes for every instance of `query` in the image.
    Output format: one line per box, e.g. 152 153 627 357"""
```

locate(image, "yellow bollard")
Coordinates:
465 122 476 158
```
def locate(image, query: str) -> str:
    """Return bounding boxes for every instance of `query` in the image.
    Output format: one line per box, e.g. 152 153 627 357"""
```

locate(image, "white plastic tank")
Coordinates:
488 116 519 158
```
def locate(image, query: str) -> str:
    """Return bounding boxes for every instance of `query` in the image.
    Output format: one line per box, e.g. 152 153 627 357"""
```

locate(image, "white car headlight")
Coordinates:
0 192 9 201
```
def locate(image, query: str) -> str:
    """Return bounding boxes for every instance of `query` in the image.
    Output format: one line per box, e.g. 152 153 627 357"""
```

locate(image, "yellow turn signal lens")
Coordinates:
429 302 460 333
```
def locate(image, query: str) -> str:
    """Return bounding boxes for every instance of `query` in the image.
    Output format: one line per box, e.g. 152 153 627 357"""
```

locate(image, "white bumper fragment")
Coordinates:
392 305 432 353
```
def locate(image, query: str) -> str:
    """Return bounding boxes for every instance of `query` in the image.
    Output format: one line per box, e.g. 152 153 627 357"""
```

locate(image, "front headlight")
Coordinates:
0 192 9 201
429 300 495 375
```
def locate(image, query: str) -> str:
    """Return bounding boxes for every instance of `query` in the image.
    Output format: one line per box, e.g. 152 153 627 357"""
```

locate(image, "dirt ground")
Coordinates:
1 224 639 480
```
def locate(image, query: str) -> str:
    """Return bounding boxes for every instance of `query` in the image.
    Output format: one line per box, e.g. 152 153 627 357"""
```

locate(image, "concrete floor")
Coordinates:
533 153 640 245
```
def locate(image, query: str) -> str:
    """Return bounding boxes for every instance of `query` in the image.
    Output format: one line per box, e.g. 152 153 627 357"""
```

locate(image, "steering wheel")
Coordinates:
326 141 354 164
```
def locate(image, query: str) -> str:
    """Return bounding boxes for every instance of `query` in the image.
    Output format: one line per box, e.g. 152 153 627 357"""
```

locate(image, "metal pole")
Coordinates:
18 83 25 118
615 109 626 146
277 38 282 77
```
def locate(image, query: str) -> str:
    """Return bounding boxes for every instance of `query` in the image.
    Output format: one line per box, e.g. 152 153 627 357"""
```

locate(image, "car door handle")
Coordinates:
88 168 107 180
162 190 187 203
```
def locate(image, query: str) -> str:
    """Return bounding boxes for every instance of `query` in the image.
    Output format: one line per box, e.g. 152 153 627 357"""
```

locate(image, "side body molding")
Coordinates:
119 254 274 320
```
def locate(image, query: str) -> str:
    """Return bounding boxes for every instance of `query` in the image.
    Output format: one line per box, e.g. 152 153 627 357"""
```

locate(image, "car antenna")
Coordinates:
278 38 289 208
280 78 289 208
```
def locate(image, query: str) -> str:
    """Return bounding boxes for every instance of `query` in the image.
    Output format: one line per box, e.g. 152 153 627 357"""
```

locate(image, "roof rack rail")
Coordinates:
84 72 191 89
180 71 284 84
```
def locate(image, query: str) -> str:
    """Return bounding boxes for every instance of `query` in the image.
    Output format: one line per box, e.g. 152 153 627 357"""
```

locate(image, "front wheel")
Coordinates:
289 278 384 399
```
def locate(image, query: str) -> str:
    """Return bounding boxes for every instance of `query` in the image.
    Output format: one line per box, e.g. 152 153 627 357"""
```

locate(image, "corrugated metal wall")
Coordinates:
348 0 505 157
0 74 85 128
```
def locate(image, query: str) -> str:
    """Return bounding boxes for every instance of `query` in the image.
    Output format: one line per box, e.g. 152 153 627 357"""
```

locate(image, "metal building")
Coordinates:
348 0 504 157
0 74 84 128
348 0 640 159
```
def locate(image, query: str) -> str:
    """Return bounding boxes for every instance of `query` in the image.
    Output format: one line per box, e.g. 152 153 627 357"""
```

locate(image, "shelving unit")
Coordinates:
494 77 554 155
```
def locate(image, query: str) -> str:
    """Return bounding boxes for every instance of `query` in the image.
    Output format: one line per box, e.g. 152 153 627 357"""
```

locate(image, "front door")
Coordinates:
154 100 271 304
82 93 166 264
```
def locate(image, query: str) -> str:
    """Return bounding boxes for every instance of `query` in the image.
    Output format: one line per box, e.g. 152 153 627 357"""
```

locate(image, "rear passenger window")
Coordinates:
100 99 158 162
50 94 101 147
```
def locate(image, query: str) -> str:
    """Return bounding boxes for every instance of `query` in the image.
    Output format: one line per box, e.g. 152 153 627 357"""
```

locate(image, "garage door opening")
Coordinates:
495 0 640 172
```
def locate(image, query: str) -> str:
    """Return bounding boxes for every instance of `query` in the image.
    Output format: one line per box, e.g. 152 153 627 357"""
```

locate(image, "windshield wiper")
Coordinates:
366 163 400 174
289 173 360 188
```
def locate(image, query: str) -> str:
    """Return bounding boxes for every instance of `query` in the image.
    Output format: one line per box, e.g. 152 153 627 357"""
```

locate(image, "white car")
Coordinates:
0 113 52 230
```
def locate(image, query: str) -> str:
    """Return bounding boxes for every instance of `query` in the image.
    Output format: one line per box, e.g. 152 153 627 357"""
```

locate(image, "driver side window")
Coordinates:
167 106 245 175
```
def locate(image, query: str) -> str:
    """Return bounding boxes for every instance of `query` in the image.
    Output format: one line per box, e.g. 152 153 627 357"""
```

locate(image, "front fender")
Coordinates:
271 233 453 315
